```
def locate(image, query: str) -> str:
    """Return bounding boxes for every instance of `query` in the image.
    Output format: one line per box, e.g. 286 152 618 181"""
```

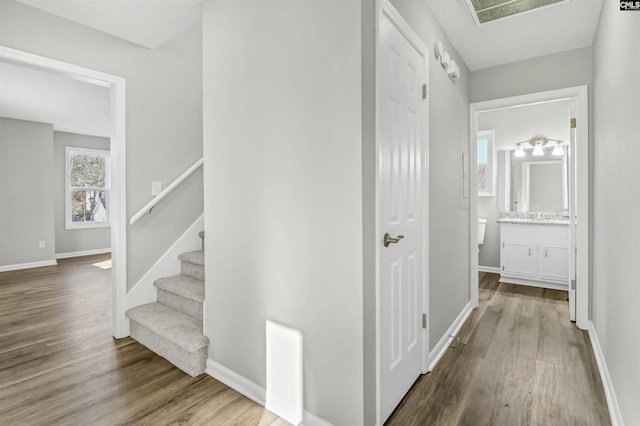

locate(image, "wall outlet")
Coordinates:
39 240 45 248
151 181 162 196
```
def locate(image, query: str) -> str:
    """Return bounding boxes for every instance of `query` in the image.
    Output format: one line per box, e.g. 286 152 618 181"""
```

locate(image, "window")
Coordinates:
477 130 494 197
66 147 111 229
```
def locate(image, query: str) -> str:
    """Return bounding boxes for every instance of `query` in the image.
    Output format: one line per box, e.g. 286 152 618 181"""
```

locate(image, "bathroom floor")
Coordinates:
386 272 610 426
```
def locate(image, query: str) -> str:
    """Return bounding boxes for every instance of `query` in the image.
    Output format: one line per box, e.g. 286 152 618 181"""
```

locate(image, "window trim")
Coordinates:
477 130 495 197
65 146 111 230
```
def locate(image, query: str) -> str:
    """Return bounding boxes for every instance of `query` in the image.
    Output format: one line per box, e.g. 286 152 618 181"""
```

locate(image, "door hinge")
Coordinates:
422 84 427 100
502 265 505 271
571 117 576 129
422 313 427 329
502 242 505 248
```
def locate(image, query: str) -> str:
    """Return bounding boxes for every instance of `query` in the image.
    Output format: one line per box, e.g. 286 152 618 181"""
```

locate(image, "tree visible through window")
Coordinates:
66 147 110 228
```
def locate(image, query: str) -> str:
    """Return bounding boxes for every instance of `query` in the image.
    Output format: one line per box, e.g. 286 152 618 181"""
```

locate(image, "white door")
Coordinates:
379 10 426 423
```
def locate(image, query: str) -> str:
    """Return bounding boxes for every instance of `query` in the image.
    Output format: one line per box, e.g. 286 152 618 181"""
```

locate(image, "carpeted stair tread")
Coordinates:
155 275 204 303
178 250 204 266
126 303 208 351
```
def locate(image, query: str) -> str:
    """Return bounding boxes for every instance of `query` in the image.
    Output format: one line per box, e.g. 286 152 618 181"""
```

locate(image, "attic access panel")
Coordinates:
465 0 569 24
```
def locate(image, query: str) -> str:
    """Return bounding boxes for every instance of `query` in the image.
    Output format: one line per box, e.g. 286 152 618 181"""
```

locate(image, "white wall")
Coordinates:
0 0 204 289
592 2 640 424
478 100 570 268
203 1 364 424
53 131 111 255
470 47 593 103
0 117 55 267
390 0 472 353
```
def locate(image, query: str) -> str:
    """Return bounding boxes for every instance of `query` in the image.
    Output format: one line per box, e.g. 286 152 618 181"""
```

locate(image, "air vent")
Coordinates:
464 0 569 25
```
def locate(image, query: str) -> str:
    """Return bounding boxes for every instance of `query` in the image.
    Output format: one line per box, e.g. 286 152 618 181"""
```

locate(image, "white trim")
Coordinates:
206 359 265 406
498 276 568 291
0 259 57 272
205 359 332 426
478 265 500 274
0 45 128 339
588 321 625 426
470 85 589 330
428 301 473 372
55 248 111 259
376 2 430 425
301 411 333 426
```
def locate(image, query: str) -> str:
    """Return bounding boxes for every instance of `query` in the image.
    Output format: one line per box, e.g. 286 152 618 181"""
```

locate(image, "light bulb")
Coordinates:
514 144 525 157
532 142 544 156
552 142 564 156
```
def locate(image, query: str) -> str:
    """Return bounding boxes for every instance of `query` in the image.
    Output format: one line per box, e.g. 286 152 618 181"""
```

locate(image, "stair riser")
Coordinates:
130 321 207 377
181 261 204 281
157 289 203 326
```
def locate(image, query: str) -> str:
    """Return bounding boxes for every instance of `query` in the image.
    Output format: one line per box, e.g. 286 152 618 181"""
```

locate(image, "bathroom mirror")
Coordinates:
498 147 568 213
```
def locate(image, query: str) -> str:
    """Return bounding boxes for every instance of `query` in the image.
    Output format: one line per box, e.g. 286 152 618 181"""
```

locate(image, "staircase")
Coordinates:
125 246 208 377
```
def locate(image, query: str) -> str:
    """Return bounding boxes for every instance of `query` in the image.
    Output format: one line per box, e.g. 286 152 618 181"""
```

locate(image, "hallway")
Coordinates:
387 272 610 425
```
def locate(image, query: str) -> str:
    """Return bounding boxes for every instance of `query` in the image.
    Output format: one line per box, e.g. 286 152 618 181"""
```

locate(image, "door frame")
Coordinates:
469 85 589 330
375 1 430 424
0 45 129 338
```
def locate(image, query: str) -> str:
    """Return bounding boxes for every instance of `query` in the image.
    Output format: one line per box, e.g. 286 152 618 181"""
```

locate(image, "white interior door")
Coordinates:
379 9 426 423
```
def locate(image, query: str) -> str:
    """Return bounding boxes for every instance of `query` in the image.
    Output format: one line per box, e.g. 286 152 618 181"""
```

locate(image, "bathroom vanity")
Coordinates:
498 217 569 290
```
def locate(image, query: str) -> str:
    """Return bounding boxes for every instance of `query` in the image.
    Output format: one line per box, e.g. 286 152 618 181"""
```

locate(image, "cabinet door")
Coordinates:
540 245 569 281
502 242 536 277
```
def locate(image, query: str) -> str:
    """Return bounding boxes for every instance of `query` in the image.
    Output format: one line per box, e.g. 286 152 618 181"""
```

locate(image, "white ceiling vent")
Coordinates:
464 0 570 25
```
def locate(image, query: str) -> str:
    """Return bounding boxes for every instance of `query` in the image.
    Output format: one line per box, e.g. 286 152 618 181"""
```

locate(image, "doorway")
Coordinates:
469 86 589 330
0 46 128 338
376 1 430 424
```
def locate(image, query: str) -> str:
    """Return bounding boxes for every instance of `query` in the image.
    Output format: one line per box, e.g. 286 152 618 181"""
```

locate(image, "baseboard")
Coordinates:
0 259 57 272
205 359 332 426
588 321 625 426
126 213 203 312
302 410 334 426
478 265 500 274
428 301 473 372
55 248 111 259
499 276 568 291
206 359 266 405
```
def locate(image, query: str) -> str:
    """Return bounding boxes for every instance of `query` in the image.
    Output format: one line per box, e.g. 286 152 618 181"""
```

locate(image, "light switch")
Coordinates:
151 181 162 196
39 240 45 248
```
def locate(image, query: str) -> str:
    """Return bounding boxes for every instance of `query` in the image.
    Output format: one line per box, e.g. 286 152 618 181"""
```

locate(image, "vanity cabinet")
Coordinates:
499 222 569 290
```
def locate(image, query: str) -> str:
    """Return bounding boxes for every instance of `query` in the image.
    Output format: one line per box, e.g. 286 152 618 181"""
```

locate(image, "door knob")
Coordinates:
383 233 405 247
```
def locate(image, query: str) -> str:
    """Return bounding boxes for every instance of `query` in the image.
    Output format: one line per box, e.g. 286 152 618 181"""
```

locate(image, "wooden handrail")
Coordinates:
129 157 203 226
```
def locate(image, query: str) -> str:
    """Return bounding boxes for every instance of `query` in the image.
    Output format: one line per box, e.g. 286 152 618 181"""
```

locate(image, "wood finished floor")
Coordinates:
0 254 289 426
386 272 610 426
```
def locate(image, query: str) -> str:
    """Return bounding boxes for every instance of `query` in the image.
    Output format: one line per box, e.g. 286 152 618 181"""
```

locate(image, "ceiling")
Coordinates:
11 0 601 74
0 60 110 137
424 0 604 70
14 0 202 49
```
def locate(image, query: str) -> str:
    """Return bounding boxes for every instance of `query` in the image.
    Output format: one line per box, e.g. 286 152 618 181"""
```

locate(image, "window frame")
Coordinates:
65 146 111 230
477 130 495 197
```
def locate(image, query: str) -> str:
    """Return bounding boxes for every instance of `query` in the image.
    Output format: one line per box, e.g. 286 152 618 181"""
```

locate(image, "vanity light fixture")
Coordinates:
513 137 564 158
532 141 544 156
552 142 564 156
